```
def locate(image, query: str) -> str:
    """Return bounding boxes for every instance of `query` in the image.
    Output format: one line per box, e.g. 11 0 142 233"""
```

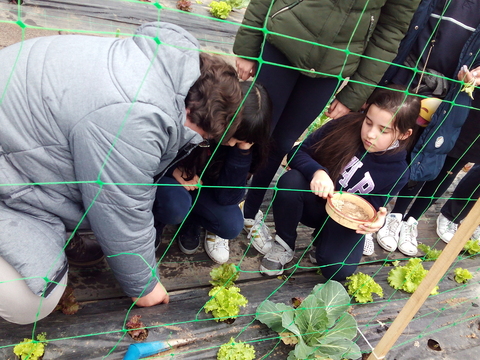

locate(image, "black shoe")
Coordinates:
154 222 166 252
178 221 201 254
65 232 105 267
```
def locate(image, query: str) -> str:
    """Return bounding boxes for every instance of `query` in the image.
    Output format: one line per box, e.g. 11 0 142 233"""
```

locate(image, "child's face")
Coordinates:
360 104 410 152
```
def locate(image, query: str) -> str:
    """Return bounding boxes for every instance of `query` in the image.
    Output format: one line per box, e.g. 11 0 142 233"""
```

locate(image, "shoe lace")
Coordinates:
447 222 458 233
213 237 229 250
385 217 401 236
267 242 288 261
403 222 418 244
249 217 272 242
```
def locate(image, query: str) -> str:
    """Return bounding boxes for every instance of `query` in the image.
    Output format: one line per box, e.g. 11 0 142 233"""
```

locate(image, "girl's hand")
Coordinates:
236 57 257 81
325 99 351 119
225 137 254 150
173 167 203 191
356 207 387 234
310 170 334 198
457 65 480 86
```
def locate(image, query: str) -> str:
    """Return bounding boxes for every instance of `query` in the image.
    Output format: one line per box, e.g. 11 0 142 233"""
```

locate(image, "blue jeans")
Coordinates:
153 177 244 239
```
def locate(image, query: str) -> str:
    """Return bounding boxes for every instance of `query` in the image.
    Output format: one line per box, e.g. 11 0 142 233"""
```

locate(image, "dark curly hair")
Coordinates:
180 81 272 182
185 53 243 142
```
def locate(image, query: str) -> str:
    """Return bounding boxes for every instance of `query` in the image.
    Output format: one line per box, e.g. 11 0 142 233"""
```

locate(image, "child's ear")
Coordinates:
398 129 413 140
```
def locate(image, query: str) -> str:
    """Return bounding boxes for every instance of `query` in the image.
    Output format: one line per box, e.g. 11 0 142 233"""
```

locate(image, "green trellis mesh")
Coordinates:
0 1 479 359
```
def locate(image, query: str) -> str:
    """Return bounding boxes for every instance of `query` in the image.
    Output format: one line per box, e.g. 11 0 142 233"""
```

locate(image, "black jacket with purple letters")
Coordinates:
287 119 410 210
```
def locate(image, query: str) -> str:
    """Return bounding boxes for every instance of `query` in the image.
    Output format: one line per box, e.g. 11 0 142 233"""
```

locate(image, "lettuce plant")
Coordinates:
225 0 249 9
256 281 361 360
464 239 480 255
205 286 248 321
217 337 255 360
209 1 232 19
454 268 473 283
387 258 438 294
210 263 239 288
176 0 192 12
345 272 383 303
13 333 47 360
418 243 442 261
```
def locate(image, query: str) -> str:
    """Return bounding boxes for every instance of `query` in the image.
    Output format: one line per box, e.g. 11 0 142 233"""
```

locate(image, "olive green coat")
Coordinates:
233 0 420 111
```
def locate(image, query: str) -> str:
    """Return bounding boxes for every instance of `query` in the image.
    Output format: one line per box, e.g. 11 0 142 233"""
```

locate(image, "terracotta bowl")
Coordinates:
326 192 377 230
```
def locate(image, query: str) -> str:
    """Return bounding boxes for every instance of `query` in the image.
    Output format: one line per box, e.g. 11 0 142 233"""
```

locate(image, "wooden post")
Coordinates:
368 198 480 360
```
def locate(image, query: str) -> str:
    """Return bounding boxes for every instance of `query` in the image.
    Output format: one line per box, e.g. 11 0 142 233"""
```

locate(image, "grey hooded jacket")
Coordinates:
0 22 202 297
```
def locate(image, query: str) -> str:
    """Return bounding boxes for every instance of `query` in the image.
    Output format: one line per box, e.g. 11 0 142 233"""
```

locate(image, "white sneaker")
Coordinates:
398 217 418 256
363 234 375 256
436 213 458 244
472 226 480 241
376 213 403 252
240 201 274 255
260 235 294 276
204 231 229 264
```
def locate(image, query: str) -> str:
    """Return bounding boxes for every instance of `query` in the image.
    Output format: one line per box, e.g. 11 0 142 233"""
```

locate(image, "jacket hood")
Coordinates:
110 22 201 121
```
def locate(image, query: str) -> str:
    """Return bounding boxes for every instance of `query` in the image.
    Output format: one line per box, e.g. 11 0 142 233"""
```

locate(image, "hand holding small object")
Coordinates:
310 170 334 199
325 99 351 119
236 57 256 81
173 167 202 191
356 207 387 234
458 65 479 99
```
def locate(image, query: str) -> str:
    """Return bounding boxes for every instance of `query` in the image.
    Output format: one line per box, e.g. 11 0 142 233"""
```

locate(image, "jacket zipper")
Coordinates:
271 0 304 19
365 15 375 47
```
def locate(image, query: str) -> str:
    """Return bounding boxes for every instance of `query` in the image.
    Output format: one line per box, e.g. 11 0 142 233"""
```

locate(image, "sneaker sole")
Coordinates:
397 246 417 257
178 242 199 255
376 238 397 252
259 264 284 276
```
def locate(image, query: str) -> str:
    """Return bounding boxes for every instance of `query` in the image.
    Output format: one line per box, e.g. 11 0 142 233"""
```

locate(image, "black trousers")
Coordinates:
243 42 339 219
273 169 364 280
392 156 469 220
441 163 480 223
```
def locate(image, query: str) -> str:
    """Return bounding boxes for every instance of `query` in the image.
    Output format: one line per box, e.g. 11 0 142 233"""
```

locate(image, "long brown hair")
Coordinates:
186 53 243 142
311 85 420 183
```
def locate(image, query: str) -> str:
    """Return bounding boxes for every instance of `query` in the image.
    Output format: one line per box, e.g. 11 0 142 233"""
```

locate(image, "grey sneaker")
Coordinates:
260 235 294 276
436 213 458 244
363 233 375 256
241 201 274 255
376 213 403 252
398 217 418 256
472 226 480 241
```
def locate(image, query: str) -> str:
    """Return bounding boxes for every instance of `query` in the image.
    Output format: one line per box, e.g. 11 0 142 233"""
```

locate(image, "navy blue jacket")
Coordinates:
380 0 480 181
287 119 410 210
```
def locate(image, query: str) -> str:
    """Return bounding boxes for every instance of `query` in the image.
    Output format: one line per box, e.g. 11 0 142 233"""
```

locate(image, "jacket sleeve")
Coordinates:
336 0 421 111
213 146 253 205
287 124 332 181
71 104 176 298
233 0 274 58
